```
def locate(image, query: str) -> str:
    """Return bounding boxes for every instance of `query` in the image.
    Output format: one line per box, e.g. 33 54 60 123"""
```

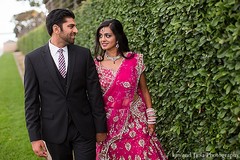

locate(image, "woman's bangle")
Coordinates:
146 108 157 124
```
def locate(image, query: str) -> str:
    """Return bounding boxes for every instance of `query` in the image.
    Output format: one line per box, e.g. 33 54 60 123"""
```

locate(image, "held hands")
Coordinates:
96 133 107 144
31 140 48 158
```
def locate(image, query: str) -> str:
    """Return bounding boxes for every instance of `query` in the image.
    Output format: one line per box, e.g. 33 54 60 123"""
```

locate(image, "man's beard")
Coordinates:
60 34 75 45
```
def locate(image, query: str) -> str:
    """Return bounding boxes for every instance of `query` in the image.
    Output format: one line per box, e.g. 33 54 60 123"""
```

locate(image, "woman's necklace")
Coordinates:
105 52 121 64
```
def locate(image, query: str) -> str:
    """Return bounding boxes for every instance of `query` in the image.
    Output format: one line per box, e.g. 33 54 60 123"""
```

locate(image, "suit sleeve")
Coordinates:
24 55 41 142
85 50 107 133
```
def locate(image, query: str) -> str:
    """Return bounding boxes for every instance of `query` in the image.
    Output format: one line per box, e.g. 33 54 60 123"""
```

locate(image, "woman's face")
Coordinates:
99 26 117 51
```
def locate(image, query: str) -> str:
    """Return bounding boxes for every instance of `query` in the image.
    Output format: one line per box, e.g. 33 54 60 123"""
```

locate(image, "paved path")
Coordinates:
13 52 25 83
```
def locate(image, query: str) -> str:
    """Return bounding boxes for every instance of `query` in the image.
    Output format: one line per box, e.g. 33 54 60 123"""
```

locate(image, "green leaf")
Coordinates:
198 68 208 76
235 62 240 70
232 107 240 115
211 17 220 27
198 36 207 46
206 144 214 152
224 84 231 94
213 71 228 80
218 111 227 119
220 128 227 134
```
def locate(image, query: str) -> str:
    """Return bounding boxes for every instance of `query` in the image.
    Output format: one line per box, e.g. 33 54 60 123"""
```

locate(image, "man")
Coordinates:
24 8 107 160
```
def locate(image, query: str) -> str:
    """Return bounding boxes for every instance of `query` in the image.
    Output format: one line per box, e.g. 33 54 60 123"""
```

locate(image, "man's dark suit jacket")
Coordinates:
24 44 107 144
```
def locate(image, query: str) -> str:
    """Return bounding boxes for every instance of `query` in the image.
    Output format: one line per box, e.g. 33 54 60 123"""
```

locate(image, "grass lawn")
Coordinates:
0 53 41 159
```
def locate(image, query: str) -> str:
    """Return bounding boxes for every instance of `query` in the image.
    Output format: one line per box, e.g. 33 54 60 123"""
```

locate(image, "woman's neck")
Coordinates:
105 48 119 57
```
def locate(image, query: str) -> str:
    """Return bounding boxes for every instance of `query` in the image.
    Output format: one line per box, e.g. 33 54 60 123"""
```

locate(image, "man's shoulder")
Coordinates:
27 44 47 57
68 45 91 58
68 44 89 52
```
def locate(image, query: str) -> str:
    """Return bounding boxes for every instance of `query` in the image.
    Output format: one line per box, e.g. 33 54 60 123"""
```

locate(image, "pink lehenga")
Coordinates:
95 53 167 160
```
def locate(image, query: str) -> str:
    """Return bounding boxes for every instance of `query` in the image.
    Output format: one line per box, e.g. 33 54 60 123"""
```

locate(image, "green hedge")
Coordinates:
18 0 240 159
17 24 50 54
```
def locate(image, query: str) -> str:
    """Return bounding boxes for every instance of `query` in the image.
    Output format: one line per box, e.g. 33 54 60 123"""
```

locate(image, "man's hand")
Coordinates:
31 140 48 158
96 133 107 144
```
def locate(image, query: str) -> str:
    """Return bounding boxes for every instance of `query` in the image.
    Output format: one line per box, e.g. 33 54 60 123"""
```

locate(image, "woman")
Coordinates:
94 19 167 160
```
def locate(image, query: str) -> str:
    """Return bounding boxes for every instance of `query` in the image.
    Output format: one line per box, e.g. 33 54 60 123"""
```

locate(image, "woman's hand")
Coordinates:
148 124 156 136
96 133 107 144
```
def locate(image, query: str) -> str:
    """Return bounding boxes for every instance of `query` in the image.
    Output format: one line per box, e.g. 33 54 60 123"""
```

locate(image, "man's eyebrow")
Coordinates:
67 23 76 27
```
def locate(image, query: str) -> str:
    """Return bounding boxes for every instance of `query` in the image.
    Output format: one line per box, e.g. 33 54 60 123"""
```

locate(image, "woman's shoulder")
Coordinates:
94 56 103 66
125 51 143 58
126 52 143 60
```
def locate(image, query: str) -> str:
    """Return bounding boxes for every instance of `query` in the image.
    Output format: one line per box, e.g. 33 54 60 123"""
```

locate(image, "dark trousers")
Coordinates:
46 121 96 160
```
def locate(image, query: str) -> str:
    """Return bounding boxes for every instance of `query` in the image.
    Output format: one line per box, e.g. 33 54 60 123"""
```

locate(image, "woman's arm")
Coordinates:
138 72 152 108
138 72 157 135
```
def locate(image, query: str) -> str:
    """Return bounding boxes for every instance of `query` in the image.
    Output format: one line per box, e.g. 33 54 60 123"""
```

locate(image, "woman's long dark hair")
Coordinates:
94 19 134 61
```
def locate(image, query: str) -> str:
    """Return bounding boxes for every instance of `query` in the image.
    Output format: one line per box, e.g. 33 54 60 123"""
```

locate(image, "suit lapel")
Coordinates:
66 45 75 95
41 44 65 95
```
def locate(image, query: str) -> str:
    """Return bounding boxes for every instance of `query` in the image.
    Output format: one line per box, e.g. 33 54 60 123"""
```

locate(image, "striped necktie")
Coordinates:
58 48 66 78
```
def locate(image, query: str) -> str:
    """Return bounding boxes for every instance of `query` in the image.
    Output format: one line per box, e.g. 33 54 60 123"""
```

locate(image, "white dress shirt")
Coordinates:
48 41 68 72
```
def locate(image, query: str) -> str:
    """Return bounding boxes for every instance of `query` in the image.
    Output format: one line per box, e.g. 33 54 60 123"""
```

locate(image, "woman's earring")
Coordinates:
116 41 119 48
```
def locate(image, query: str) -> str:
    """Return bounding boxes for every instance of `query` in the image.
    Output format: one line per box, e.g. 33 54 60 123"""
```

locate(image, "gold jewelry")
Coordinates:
105 52 121 64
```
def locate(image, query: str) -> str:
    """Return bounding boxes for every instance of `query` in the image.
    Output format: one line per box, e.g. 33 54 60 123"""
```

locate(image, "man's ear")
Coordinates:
53 24 60 34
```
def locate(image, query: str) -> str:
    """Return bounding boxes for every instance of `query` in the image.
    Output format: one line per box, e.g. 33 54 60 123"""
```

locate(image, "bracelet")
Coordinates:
146 108 157 124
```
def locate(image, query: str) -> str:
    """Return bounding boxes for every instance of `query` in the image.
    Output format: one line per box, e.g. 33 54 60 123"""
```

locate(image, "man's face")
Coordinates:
58 17 78 45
